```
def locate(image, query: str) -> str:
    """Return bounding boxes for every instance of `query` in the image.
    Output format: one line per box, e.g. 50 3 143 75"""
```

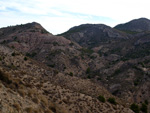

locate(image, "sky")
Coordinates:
0 0 150 34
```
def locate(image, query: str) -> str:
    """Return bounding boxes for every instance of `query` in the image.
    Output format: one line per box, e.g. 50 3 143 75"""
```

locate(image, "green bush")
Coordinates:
107 97 117 105
69 72 73 76
97 95 105 103
11 52 16 56
130 103 140 113
140 103 148 113
0 57 2 61
145 100 148 105
86 67 91 74
24 57 28 61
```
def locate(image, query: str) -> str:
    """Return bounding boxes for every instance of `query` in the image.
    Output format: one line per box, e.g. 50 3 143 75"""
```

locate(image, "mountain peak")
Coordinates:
114 18 150 32
60 23 128 47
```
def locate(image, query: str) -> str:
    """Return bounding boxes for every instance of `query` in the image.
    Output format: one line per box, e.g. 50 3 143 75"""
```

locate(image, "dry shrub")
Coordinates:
0 84 2 89
25 107 33 113
18 89 26 97
0 70 12 85
49 102 69 113
28 88 36 97
13 103 21 111
45 109 53 113
32 97 39 104
38 95 48 106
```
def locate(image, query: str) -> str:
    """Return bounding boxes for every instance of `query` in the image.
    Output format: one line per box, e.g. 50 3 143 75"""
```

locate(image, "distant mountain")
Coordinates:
59 24 129 48
114 18 150 32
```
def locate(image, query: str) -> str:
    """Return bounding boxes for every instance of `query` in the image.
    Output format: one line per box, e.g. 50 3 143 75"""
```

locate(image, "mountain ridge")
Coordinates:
114 17 150 32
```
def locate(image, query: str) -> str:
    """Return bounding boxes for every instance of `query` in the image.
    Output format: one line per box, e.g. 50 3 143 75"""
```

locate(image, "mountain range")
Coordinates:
0 17 150 113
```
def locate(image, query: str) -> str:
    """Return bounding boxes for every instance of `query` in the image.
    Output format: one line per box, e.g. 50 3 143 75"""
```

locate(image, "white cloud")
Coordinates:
0 0 150 34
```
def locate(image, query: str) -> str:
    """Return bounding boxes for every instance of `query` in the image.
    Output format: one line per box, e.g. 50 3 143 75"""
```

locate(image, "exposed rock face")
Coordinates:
114 18 150 32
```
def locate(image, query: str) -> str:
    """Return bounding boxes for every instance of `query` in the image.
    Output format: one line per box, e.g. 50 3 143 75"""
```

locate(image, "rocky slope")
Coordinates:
0 45 133 113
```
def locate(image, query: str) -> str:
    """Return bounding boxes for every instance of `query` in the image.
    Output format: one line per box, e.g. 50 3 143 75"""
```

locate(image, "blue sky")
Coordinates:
0 0 150 34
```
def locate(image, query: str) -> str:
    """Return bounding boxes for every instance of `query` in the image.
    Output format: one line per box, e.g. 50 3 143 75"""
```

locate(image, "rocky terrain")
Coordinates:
0 17 150 113
0 45 133 113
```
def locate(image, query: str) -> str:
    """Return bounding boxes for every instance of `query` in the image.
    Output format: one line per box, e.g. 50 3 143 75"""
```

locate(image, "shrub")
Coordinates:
32 97 39 104
130 103 140 113
86 67 91 74
112 69 121 76
97 95 105 103
0 70 12 84
18 89 26 97
25 107 33 113
69 72 73 76
140 103 148 113
69 42 74 46
11 52 16 56
107 97 117 105
45 110 53 113
0 57 2 61
24 57 28 61
145 100 148 105
13 103 20 111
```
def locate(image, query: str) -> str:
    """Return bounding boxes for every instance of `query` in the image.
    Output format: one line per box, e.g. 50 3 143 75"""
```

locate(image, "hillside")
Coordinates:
59 18 150 112
0 22 89 77
0 45 133 113
0 18 150 113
